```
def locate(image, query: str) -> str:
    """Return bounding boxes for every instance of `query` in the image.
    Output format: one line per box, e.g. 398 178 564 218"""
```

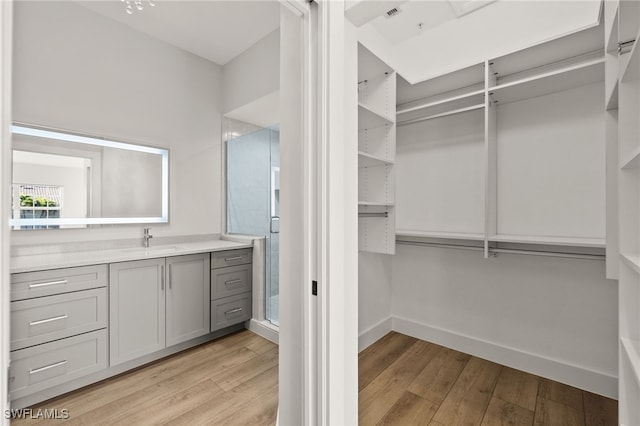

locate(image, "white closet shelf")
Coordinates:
489 234 606 248
358 44 393 83
622 337 640 388
358 103 394 131
488 57 604 104
358 151 393 168
621 148 640 169
396 230 484 241
358 201 394 207
622 29 640 83
621 253 640 275
606 80 619 111
397 104 485 127
396 89 485 115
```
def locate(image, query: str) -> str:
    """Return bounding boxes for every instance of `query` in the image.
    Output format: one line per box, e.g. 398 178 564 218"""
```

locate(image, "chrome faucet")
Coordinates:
143 228 153 248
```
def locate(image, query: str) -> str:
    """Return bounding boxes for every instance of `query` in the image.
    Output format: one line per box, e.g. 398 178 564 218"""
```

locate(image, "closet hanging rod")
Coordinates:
619 39 636 54
359 212 389 218
396 240 483 252
396 88 485 115
396 240 605 260
489 248 605 261
397 104 485 127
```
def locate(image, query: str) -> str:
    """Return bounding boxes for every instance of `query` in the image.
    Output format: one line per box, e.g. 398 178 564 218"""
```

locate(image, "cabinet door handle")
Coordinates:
224 256 244 262
30 360 67 375
169 264 172 289
160 265 165 291
29 279 67 288
29 314 68 326
224 307 243 315
225 279 243 287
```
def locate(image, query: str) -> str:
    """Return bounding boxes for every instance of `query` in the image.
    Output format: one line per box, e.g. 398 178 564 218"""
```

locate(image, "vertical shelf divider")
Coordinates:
485 60 498 258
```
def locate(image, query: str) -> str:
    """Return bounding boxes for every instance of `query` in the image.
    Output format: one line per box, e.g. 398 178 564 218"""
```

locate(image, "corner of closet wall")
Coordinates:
357 43 396 351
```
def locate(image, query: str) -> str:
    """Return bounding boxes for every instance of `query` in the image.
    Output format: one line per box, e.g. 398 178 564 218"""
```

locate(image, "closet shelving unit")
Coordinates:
486 24 605 252
395 23 607 258
395 63 486 244
358 43 396 255
614 0 640 423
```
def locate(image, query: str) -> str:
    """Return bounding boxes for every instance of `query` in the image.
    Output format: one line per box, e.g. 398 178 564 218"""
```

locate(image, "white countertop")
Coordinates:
11 239 253 274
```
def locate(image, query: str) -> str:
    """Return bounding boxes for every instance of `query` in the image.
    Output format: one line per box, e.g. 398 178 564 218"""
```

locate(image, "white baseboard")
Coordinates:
359 316 392 352
248 319 279 345
392 316 618 400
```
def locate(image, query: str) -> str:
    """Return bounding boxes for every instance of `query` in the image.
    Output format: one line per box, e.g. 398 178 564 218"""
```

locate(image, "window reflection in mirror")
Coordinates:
11 124 169 230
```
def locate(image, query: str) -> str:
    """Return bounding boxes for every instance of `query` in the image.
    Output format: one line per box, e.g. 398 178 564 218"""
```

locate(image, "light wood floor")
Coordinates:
14 330 279 425
15 330 617 425
359 332 617 426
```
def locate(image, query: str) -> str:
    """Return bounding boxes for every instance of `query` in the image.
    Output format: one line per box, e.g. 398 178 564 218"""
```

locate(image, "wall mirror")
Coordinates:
11 124 169 230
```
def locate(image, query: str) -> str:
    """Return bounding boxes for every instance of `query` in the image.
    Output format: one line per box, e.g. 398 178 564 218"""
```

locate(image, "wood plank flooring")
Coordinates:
12 330 279 426
360 332 618 426
13 330 617 425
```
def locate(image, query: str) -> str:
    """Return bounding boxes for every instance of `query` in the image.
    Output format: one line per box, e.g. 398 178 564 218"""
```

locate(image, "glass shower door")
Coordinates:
226 127 280 326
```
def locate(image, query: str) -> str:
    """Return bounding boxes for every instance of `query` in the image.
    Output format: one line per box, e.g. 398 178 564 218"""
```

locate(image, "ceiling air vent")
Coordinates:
384 7 402 19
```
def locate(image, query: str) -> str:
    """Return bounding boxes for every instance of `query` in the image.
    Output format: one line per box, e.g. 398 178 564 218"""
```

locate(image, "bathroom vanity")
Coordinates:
9 239 254 409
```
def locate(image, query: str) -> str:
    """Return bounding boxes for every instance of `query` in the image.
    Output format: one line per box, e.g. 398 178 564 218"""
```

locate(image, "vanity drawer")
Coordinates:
11 264 108 301
11 288 107 351
211 265 252 300
210 293 251 332
211 249 252 269
9 329 107 400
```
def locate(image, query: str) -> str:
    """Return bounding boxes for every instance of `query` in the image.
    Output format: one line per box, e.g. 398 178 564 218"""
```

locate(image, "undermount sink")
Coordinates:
121 245 180 255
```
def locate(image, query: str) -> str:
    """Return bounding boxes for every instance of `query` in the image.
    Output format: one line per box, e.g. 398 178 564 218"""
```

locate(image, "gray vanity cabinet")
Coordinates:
9 265 108 401
210 249 252 331
109 258 166 366
109 253 210 366
165 254 210 346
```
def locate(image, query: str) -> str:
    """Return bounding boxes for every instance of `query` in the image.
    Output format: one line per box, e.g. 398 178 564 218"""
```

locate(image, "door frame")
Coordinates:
0 0 12 422
280 0 358 424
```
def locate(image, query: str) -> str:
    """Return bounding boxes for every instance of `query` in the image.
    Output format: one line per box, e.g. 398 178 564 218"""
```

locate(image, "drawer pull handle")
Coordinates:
225 279 243 286
29 279 68 289
161 265 165 291
30 360 67 375
29 314 68 326
224 307 243 315
224 256 245 262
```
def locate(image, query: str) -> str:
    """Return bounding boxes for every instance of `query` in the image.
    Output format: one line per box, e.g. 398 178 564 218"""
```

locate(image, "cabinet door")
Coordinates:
166 253 210 346
109 258 166 366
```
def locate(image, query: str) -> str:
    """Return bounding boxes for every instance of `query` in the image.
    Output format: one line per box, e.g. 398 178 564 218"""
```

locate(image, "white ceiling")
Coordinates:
366 0 496 44
77 0 281 66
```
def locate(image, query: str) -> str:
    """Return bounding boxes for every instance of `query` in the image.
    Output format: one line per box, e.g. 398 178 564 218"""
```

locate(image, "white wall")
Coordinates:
358 0 601 83
392 244 617 398
222 29 280 115
358 252 392 350
396 109 485 234
496 82 605 239
11 1 223 244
